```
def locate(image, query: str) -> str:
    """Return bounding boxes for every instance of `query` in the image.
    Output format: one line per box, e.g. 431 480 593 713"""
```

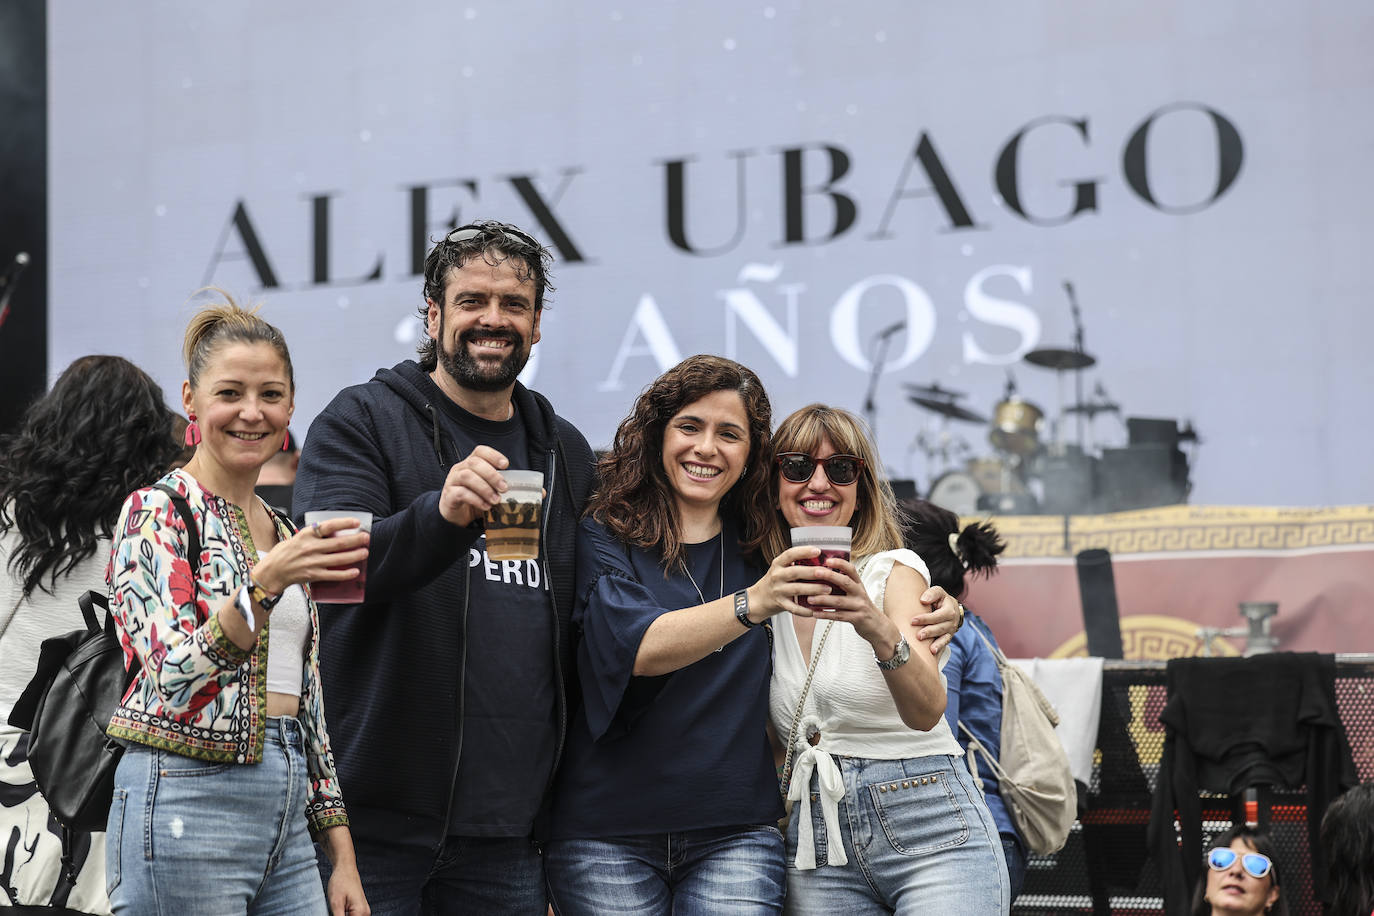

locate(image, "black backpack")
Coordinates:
8 483 200 836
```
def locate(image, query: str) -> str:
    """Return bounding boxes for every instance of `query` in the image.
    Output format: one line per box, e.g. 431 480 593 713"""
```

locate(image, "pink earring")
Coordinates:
184 414 201 447
281 429 290 452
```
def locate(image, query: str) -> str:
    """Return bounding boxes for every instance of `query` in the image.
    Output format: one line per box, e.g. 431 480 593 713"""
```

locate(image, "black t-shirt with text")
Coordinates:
421 378 556 838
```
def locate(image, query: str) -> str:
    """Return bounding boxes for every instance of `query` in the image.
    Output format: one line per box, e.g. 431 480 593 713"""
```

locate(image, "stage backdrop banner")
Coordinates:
42 3 1374 656
46 2 1374 514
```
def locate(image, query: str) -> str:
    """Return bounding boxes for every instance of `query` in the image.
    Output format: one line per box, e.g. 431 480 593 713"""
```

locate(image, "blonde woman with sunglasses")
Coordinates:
762 405 1008 915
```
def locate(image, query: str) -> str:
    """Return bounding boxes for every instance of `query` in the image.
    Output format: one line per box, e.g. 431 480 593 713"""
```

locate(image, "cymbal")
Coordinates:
909 396 987 424
902 381 967 401
1025 347 1096 370
1064 400 1119 417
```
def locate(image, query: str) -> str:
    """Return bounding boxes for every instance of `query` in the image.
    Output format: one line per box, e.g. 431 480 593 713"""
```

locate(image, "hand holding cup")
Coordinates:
754 545 833 619
251 515 369 597
439 445 512 528
301 511 373 604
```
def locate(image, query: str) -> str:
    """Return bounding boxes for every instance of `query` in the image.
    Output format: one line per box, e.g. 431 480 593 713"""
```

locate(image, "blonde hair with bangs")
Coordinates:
760 404 904 563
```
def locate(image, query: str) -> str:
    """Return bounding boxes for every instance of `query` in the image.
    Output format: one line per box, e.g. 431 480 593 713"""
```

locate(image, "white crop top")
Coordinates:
259 552 310 697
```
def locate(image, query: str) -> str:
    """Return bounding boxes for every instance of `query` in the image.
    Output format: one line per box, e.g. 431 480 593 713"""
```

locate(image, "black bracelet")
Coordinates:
734 588 759 628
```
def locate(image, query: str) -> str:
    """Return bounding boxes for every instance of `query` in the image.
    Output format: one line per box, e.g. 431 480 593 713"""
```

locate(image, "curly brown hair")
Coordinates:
590 355 774 573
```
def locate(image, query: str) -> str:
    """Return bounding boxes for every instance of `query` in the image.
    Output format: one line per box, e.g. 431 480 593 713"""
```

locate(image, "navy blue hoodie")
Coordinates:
293 360 596 847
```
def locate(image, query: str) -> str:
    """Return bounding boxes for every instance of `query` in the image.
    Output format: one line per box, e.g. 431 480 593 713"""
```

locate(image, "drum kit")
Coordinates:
908 283 1196 516
909 349 1108 517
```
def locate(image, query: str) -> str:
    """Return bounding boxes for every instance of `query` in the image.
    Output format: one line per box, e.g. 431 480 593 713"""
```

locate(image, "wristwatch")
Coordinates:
875 635 911 670
248 577 283 611
234 576 282 631
734 588 760 628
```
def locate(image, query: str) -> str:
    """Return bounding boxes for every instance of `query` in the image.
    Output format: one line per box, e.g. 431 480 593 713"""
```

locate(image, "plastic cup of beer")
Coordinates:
790 526 852 610
485 471 544 561
304 510 372 604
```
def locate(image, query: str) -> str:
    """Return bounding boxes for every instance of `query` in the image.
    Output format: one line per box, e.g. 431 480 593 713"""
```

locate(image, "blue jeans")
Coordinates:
318 832 545 915
1001 834 1026 902
106 716 327 915
782 755 1008 915
544 824 785 915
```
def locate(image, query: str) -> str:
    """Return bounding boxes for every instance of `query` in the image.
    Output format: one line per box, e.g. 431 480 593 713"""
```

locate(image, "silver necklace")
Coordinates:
683 532 725 606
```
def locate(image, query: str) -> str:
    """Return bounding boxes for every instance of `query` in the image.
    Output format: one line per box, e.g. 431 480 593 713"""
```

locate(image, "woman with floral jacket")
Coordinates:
106 292 370 915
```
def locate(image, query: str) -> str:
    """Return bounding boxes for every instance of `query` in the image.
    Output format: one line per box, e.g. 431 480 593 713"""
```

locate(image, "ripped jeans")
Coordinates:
106 716 326 915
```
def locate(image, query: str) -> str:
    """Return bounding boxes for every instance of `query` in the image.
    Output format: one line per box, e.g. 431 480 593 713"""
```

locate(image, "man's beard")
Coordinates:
436 318 530 393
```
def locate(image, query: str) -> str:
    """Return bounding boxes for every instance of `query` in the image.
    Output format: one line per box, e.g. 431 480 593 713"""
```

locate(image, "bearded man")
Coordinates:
294 220 596 914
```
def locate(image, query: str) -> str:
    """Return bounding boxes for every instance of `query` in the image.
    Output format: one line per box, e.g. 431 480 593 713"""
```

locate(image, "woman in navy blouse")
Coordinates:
545 355 815 914
544 356 966 915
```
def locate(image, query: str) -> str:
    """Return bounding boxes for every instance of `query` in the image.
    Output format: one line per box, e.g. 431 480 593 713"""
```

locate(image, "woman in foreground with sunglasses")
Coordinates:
544 361 964 914
1190 824 1288 916
763 405 1008 914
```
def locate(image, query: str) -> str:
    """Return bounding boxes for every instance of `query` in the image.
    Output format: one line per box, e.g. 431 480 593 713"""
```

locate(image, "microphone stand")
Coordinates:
1064 281 1087 448
862 330 898 445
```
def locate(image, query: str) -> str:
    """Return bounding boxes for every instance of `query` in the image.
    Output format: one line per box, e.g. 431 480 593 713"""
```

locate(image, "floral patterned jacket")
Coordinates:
106 468 347 834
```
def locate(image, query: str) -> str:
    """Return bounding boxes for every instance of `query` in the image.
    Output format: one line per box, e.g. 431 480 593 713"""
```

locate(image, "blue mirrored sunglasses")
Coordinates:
1207 847 1272 879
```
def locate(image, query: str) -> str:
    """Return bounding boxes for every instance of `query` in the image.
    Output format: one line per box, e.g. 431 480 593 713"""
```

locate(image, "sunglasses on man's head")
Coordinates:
775 453 865 486
1207 847 1273 880
445 225 541 249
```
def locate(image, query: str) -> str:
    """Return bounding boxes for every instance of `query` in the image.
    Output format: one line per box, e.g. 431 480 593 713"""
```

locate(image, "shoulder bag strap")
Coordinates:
152 483 201 579
779 620 835 796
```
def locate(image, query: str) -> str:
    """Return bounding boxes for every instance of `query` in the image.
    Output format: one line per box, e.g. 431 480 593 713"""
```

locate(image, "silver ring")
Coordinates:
311 521 322 535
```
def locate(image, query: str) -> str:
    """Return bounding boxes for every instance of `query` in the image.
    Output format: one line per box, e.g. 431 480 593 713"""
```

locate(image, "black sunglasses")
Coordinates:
775 452 865 486
445 225 542 249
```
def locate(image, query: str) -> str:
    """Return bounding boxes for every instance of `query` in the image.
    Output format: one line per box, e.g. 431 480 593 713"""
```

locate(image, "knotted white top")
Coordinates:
769 548 962 869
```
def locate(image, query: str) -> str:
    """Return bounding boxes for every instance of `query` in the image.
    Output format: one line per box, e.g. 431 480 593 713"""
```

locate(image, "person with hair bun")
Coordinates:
104 292 370 914
1 354 182 914
900 498 1027 900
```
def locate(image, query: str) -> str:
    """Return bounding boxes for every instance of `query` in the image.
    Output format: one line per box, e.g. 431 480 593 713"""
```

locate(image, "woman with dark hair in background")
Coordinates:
104 294 370 914
900 498 1028 900
1320 781 1374 916
1 354 182 914
1189 824 1288 916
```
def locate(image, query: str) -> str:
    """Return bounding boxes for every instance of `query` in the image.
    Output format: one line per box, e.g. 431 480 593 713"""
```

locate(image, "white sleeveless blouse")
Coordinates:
769 547 962 761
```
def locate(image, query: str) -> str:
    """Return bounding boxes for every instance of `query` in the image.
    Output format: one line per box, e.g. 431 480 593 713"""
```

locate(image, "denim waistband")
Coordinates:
265 715 304 749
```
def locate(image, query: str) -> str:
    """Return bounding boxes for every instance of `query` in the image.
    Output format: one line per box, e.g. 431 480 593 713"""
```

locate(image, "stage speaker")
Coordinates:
1126 416 1180 448
1076 548 1124 659
1038 445 1096 515
1099 445 1186 511
889 478 918 504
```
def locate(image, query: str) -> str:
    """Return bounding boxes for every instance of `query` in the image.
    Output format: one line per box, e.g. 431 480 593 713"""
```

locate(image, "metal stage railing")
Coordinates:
1012 655 1374 914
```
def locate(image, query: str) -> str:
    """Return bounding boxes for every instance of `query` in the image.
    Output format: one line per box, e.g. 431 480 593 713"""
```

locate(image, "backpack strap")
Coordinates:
152 483 201 578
